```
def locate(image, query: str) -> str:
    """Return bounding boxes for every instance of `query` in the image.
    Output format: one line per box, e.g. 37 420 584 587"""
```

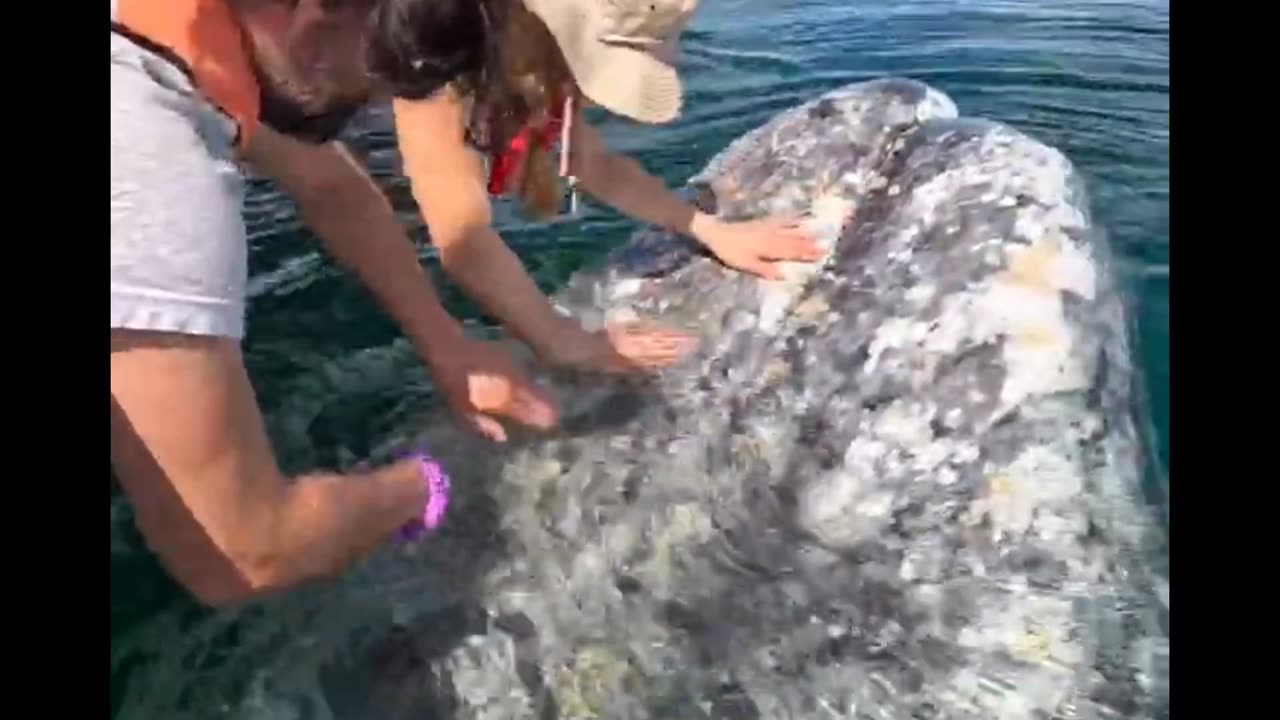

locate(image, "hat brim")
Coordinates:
566 38 682 124
524 0 684 124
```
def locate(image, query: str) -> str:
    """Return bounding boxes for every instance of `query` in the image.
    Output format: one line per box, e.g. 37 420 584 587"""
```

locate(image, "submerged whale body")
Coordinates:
112 78 1166 720
329 77 1168 720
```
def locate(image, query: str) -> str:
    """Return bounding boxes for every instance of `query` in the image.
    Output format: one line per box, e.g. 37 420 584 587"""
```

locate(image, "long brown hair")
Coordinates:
455 0 576 219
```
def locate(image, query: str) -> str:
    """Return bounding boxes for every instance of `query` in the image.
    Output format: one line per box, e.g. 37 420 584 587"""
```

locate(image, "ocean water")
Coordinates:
109 0 1169 716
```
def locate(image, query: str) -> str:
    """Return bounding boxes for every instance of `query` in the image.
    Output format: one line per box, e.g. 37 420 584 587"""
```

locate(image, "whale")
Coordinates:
111 78 1169 720
317 77 1170 720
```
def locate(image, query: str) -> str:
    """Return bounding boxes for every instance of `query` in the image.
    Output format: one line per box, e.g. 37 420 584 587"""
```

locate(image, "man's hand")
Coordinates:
534 317 698 375
426 338 559 442
692 214 825 280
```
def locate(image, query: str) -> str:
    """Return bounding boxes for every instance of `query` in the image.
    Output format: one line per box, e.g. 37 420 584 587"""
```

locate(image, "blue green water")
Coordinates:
110 0 1169 716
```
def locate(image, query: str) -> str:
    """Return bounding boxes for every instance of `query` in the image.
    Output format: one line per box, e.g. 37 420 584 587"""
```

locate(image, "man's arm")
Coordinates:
241 127 468 361
111 330 426 606
241 124 557 440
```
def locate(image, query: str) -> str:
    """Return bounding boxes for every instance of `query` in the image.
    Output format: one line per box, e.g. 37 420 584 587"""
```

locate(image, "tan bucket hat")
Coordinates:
521 0 701 123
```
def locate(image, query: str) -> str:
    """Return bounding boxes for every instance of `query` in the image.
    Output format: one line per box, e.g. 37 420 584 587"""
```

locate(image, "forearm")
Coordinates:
110 329 432 607
294 153 467 361
436 225 573 356
577 152 717 242
259 460 426 593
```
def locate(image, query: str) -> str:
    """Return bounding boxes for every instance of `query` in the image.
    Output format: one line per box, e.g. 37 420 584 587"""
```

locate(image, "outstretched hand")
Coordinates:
428 338 558 442
695 214 826 280
536 319 698 375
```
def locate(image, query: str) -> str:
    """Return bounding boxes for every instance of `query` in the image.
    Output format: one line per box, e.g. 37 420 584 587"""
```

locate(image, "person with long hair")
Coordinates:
379 0 824 374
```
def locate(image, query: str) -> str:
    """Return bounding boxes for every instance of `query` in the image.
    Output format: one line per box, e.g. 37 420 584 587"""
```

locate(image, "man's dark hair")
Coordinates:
366 0 491 100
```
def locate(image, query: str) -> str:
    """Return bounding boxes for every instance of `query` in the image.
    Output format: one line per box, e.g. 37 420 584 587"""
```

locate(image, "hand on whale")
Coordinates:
534 317 699 374
430 337 559 442
531 214 824 374
693 213 826 280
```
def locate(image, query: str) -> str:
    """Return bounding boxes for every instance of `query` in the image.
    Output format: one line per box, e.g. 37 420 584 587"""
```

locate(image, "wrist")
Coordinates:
687 211 721 248
530 313 589 361
410 311 469 373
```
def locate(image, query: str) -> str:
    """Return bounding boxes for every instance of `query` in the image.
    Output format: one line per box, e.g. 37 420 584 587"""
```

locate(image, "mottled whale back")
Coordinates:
119 79 1168 720
363 77 1169 720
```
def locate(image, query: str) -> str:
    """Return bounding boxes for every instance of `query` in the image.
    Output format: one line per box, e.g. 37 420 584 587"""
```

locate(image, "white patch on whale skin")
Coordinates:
608 277 645 302
973 280 1086 410
864 316 914 376
872 400 935 448
860 220 1102 422
968 445 1086 544
797 469 865 547
757 193 856 334
976 231 1101 412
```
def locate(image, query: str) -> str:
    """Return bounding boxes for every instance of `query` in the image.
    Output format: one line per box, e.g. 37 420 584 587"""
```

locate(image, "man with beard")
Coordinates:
110 0 563 606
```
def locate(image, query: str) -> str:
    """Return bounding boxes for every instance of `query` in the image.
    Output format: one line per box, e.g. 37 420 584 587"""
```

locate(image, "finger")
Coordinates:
755 241 814 263
608 323 694 347
791 236 827 262
760 224 824 257
600 323 698 369
605 340 691 372
765 213 810 228
671 333 700 353
613 329 697 357
469 413 508 443
610 345 681 370
772 224 820 243
760 222 818 242
759 242 822 263
620 347 685 369
614 329 694 352
572 346 652 375
600 355 651 374
505 380 559 429
746 260 785 281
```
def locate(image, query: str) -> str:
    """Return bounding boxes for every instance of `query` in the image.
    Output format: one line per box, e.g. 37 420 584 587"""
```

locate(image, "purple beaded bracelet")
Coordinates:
397 451 451 541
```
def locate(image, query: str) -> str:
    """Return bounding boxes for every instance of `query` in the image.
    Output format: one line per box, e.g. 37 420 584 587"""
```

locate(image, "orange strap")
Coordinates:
114 0 262 147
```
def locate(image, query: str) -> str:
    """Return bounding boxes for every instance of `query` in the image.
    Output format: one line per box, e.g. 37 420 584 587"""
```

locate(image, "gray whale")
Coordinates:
328 77 1169 720
113 78 1168 720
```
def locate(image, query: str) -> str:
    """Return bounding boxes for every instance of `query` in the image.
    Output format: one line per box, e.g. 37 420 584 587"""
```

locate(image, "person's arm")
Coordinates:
569 112 824 280
569 118 705 238
111 330 427 607
241 125 556 440
390 91 574 354
391 91 691 372
242 126 474 363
